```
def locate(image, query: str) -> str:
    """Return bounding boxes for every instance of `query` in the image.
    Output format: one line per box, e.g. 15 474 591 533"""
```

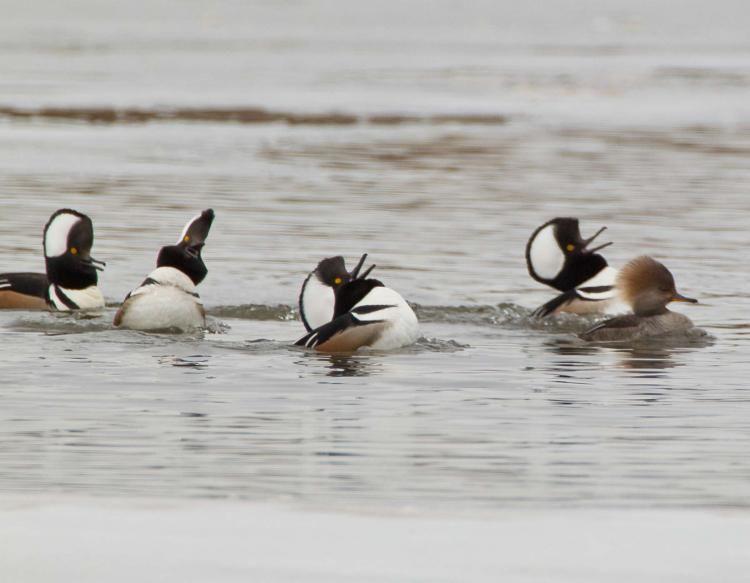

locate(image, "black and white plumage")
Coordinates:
298 253 374 332
114 209 214 331
526 217 621 317
296 276 419 352
0 209 105 311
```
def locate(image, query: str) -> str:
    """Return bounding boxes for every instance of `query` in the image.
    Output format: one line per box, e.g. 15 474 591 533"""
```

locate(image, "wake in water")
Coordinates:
2 303 710 349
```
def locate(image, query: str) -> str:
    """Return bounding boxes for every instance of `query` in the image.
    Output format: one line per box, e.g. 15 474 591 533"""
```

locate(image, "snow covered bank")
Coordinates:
1 498 748 582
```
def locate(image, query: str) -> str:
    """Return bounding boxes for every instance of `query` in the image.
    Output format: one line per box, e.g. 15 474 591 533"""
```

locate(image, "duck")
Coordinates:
113 209 214 332
296 259 418 352
298 253 374 332
581 255 698 342
526 217 621 317
0 208 105 311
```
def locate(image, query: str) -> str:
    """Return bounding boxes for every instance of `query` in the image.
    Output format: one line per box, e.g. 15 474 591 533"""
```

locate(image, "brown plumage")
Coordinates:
0 290 48 310
582 256 698 341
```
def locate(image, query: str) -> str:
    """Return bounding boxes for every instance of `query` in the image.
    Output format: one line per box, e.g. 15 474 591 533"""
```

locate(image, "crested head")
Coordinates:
314 256 350 288
156 209 214 285
43 209 104 288
617 256 697 316
526 217 612 291
176 208 214 247
44 209 91 258
299 253 376 332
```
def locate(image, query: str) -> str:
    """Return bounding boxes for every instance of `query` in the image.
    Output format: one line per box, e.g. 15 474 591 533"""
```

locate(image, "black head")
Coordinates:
314 256 351 293
526 217 612 291
156 209 214 285
43 208 105 289
314 253 376 292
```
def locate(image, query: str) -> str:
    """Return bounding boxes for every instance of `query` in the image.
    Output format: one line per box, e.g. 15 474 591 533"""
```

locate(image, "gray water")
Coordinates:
1 0 749 511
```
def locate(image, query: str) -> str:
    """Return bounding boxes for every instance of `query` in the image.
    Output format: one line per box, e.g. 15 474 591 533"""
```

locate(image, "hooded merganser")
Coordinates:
0 209 105 311
298 253 375 332
581 256 697 342
114 209 214 331
296 260 418 352
526 217 620 317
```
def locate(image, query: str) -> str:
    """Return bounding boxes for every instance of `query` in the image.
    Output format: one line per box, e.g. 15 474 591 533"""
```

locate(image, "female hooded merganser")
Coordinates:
296 258 418 352
581 256 698 342
113 209 214 331
526 217 620 317
0 209 105 311
298 253 375 332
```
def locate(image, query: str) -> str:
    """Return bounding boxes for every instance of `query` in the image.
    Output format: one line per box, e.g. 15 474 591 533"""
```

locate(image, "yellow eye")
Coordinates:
70 247 78 255
183 235 190 243
334 277 342 285
566 244 575 252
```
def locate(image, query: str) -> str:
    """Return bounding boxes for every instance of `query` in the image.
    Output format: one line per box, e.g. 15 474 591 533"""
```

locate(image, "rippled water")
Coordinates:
1 0 749 512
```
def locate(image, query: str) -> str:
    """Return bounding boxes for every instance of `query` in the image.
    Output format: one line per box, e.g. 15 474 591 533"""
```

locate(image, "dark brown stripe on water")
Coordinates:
0 106 509 126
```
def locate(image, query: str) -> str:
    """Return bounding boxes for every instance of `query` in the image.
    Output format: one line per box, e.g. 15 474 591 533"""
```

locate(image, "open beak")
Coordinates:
82 256 106 271
350 253 376 280
671 292 698 304
582 225 613 254
186 243 204 259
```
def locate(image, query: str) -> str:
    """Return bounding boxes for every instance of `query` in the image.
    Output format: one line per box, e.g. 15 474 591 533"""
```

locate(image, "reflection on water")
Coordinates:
301 353 381 378
156 354 211 370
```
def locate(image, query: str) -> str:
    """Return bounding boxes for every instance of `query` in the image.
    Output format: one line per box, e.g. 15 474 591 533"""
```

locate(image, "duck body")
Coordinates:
297 278 419 352
298 253 374 332
113 209 214 332
581 311 694 342
526 217 620 317
581 256 698 342
0 273 49 309
114 267 204 331
533 265 621 317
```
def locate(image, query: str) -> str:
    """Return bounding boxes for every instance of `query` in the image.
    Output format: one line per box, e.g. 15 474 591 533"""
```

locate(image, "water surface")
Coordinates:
1 0 749 512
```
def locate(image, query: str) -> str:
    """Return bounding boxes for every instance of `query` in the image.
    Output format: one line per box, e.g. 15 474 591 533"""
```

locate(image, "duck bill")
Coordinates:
581 226 613 254
349 253 375 280
349 253 368 279
671 292 698 304
185 243 205 259
81 255 106 271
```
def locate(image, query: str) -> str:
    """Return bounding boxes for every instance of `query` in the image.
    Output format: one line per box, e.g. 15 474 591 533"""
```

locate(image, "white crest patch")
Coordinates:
528 224 564 281
176 214 202 245
300 274 335 331
44 213 81 258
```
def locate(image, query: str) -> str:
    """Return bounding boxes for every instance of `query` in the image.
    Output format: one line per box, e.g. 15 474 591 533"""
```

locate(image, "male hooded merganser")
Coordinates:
526 217 620 317
581 256 697 342
298 253 375 332
0 209 105 311
296 259 418 352
113 209 214 331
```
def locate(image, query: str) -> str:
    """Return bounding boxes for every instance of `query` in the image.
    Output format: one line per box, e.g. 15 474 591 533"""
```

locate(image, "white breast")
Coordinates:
299 274 335 331
580 266 618 289
48 285 105 311
353 286 419 350
116 267 204 331
575 266 626 313
528 224 564 281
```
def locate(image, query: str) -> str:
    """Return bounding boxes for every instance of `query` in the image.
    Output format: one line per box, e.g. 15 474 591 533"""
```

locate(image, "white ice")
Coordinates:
1 498 749 582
